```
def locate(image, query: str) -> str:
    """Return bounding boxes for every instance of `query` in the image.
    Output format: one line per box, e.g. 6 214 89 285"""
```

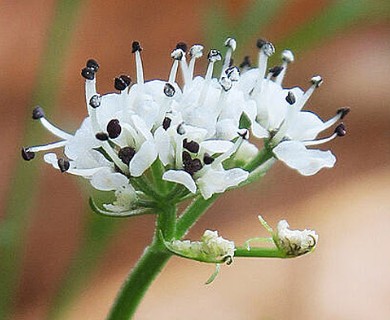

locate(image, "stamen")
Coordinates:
225 66 240 81
89 95 101 108
268 66 284 78
162 117 172 130
25 140 67 153
203 153 214 165
32 106 73 140
58 158 70 172
81 67 95 80
205 50 221 80
182 151 202 176
285 91 296 105
275 50 294 85
183 139 200 153
337 107 350 119
132 41 144 84
335 123 347 137
107 119 122 139
255 39 275 94
188 44 204 79
95 132 109 141
163 83 175 97
114 75 132 91
118 146 136 165
169 48 185 84
21 147 35 161
221 37 236 76
32 106 45 119
294 75 323 111
86 59 99 72
174 44 190 85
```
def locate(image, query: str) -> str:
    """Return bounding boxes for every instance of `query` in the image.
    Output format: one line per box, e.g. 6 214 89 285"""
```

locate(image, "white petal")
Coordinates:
251 121 269 138
154 127 174 166
130 140 158 177
285 111 326 141
273 141 336 176
163 170 197 194
200 140 234 154
197 167 249 199
90 168 129 191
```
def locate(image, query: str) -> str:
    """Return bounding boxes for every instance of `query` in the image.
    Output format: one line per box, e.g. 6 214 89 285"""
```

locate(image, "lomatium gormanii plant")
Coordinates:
22 38 348 319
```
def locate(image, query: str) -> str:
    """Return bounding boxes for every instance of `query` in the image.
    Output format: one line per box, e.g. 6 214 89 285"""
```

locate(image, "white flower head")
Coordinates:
166 230 235 264
22 38 348 211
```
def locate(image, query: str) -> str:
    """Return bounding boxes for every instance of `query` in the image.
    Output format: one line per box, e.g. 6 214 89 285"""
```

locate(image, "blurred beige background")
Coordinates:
0 1 389 319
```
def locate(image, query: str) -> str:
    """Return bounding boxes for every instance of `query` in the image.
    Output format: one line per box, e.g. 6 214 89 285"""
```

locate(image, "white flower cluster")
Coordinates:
274 220 318 257
167 230 235 264
22 38 348 212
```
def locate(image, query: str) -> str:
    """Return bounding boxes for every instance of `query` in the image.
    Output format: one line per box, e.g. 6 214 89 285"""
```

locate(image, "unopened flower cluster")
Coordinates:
22 38 348 212
166 230 235 264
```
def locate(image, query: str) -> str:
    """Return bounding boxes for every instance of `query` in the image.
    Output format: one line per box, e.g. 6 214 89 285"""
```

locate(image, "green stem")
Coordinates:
235 247 287 258
107 238 171 320
243 146 273 172
107 204 176 320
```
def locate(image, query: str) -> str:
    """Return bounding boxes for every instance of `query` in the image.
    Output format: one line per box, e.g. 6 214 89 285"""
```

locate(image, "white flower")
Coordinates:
166 230 235 264
22 38 348 209
240 41 349 175
274 220 318 257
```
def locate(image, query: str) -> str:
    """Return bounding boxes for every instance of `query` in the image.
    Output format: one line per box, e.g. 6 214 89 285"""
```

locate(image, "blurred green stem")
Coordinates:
0 1 83 319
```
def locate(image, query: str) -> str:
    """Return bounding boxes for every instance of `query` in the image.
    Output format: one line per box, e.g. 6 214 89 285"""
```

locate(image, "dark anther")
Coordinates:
32 106 45 120
132 41 142 53
335 123 347 137
223 255 233 265
89 95 101 108
183 155 203 176
177 124 185 135
285 91 296 105
183 139 200 153
182 151 192 165
238 129 249 139
81 67 95 80
337 107 350 119
207 49 221 61
21 147 35 161
203 153 214 165
107 119 121 139
176 42 188 52
95 132 109 141
118 147 136 165
86 59 99 72
164 83 175 97
239 56 251 69
269 66 284 77
162 117 172 130
114 75 132 91
256 39 268 49
58 158 70 173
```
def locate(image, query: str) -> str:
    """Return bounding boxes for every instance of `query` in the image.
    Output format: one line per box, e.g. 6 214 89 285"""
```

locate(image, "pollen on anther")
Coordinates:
207 50 222 62
176 42 188 53
286 91 296 105
95 132 109 141
21 147 35 161
162 117 172 130
337 107 350 119
132 41 142 53
32 106 45 120
311 75 323 87
89 95 101 108
58 158 70 172
86 59 99 72
335 123 347 137
164 83 175 97
107 119 122 139
114 75 132 91
118 147 136 165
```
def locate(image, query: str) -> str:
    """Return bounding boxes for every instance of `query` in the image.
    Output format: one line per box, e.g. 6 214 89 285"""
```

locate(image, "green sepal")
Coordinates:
89 197 153 218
